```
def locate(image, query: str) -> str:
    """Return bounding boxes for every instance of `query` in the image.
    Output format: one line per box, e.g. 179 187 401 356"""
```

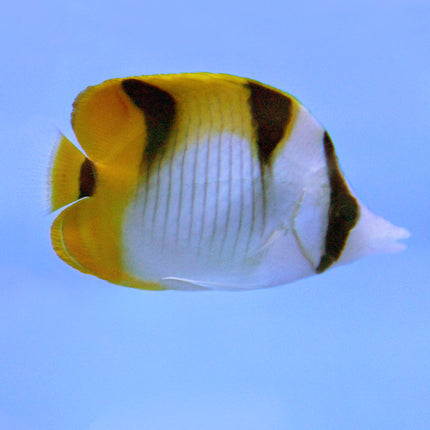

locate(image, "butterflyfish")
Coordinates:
49 73 409 291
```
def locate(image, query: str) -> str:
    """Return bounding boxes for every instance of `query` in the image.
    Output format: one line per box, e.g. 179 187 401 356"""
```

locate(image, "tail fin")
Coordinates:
49 134 87 212
338 203 410 265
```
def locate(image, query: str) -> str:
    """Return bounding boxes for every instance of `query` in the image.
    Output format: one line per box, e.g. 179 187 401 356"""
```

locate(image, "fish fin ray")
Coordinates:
49 134 87 212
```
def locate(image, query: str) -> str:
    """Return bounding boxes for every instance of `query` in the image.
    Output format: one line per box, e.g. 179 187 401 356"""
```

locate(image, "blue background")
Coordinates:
1 1 429 428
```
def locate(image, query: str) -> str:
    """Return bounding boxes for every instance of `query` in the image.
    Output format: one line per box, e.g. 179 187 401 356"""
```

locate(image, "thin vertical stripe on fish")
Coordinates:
49 73 409 291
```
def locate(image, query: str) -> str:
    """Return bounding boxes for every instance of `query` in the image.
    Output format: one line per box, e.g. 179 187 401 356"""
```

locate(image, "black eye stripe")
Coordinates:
79 158 96 198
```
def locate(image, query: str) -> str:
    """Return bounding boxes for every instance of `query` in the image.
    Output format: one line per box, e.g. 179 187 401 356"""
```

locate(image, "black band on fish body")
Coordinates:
246 81 294 168
121 79 177 168
316 131 360 273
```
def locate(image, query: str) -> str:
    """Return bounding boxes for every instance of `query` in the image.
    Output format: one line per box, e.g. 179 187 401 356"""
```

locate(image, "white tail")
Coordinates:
338 203 410 265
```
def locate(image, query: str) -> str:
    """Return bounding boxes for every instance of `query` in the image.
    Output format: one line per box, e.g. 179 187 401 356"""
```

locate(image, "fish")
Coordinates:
49 73 409 291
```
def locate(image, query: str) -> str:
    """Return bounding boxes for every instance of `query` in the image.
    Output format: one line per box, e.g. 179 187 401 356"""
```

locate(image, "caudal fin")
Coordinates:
49 135 87 212
338 203 410 265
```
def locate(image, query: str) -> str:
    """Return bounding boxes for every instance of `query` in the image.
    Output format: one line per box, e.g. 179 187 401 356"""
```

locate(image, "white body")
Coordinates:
122 104 408 290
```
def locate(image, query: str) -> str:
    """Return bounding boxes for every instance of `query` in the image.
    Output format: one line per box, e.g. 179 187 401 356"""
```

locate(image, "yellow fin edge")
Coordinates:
50 203 92 274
